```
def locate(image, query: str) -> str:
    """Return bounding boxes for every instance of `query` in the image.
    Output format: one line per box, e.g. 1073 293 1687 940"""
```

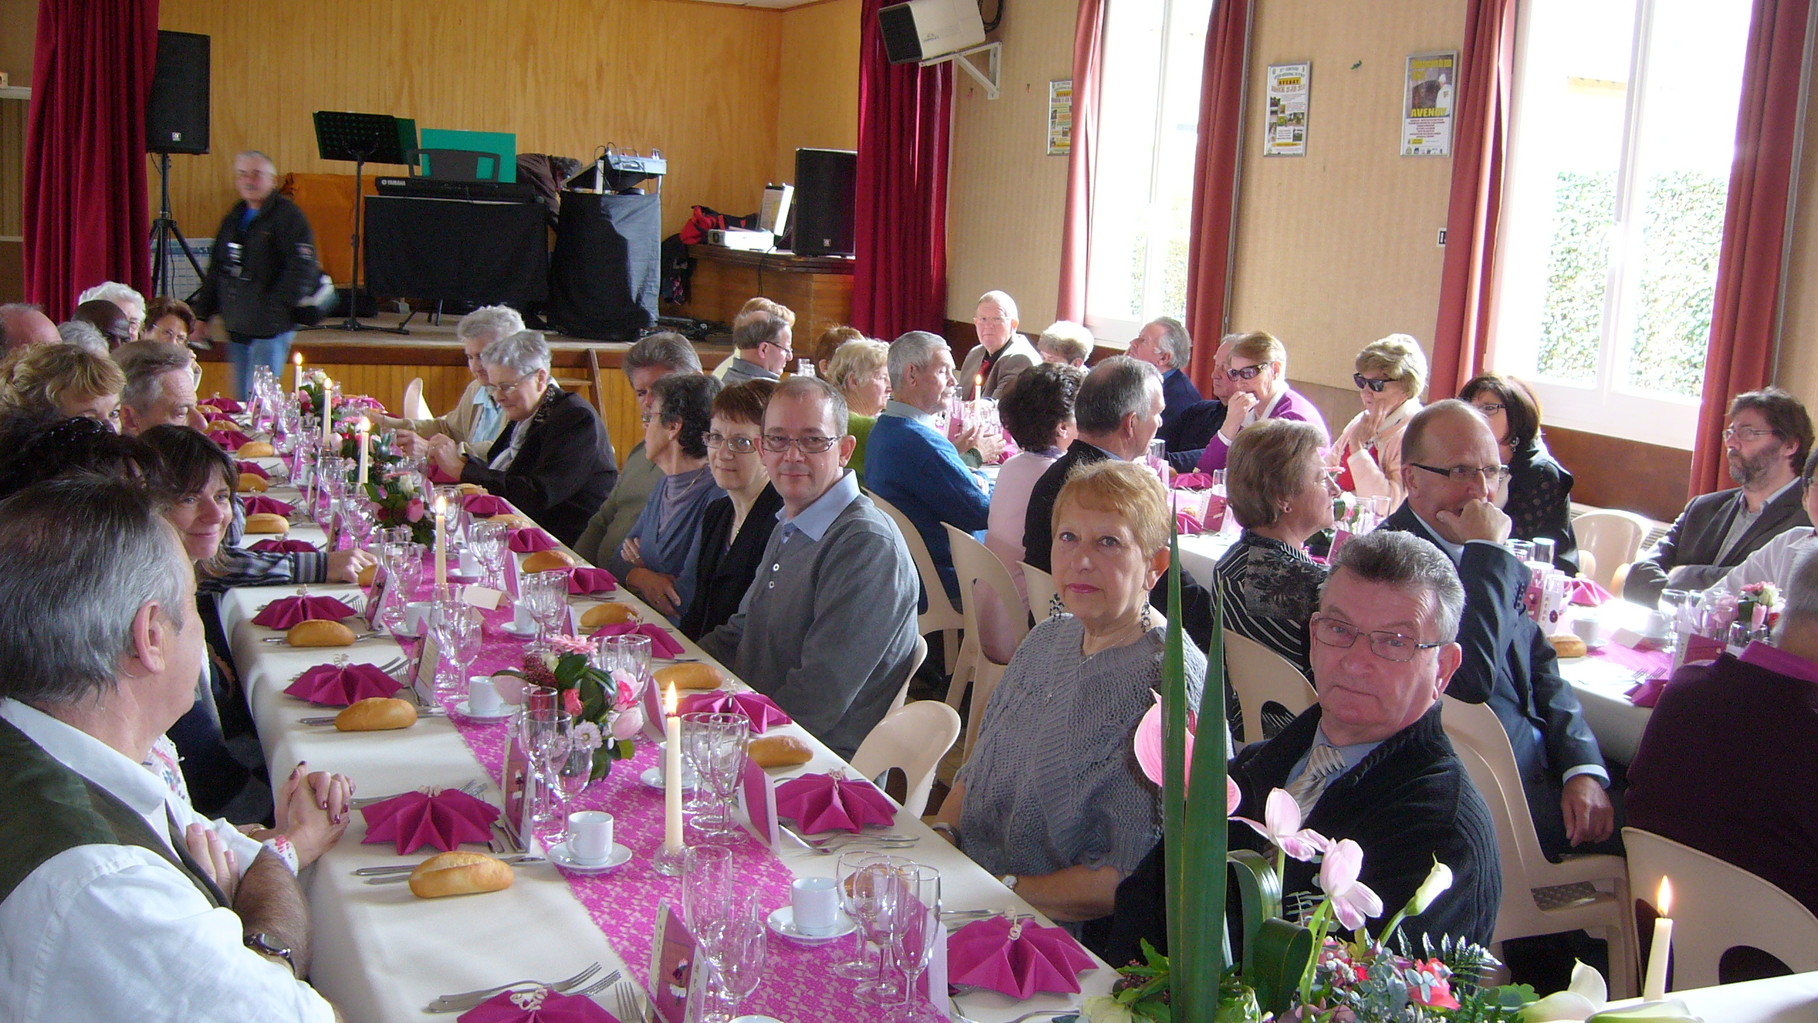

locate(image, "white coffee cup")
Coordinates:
403 601 433 636
1570 616 1606 649
512 601 535 632
467 676 504 716
790 876 840 936
566 810 614 866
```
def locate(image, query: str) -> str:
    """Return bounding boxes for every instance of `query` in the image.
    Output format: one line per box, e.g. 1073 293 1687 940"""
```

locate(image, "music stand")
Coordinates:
312 111 411 333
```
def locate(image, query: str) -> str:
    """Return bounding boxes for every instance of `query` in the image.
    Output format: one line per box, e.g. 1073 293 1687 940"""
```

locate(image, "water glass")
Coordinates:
681 712 750 845
518 692 564 824
521 569 571 652
886 865 942 1020
600 634 653 696
700 891 767 1023
432 604 481 699
833 851 901 981
681 845 736 936
848 859 905 1003
470 520 510 589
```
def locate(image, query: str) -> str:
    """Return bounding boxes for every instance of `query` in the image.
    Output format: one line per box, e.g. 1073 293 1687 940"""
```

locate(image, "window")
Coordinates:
1084 0 1213 343
1492 0 1753 448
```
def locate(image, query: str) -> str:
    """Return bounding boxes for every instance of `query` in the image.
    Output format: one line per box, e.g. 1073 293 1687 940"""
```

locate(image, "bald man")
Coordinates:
0 303 59 353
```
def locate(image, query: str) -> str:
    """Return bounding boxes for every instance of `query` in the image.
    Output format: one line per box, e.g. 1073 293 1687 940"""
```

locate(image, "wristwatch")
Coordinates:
999 873 1019 891
245 932 298 978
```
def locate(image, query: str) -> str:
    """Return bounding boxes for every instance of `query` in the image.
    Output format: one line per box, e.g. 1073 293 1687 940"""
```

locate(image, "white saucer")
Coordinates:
454 700 512 723
499 620 537 638
766 905 855 944
547 841 631 874
640 765 699 791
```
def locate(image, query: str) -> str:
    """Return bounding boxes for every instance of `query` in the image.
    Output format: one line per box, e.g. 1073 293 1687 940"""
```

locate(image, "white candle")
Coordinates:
664 683 684 853
433 496 448 588
973 372 983 399
1642 876 1674 1001
356 419 371 486
321 381 334 445
293 352 303 391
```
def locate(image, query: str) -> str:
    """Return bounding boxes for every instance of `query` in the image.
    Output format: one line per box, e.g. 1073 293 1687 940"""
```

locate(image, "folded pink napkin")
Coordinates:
203 410 238 424
359 789 500 855
1175 510 1204 534
241 495 296 517
427 461 460 484
457 989 618 1023
284 662 403 705
567 567 617 595
464 494 511 517
1172 472 1214 490
1570 578 1614 606
252 594 358 629
236 460 271 480
509 528 559 553
677 691 791 734
775 772 897 833
1627 677 1668 708
589 622 683 658
207 428 251 451
947 916 1098 998
249 538 319 554
200 396 245 413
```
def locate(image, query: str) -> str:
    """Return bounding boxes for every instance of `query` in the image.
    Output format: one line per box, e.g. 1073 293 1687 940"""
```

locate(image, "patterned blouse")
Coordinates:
1212 531 1328 679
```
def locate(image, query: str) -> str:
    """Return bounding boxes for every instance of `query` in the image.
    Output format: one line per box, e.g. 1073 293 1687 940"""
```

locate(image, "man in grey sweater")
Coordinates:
699 376 918 758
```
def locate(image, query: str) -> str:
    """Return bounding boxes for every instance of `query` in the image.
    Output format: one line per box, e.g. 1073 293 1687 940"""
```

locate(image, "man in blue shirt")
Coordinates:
865 331 994 606
1126 316 1202 441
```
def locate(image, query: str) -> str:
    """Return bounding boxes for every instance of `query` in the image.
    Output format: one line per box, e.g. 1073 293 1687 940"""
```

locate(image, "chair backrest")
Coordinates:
1021 562 1058 623
1573 510 1650 591
1621 827 1818 990
1222 629 1317 744
944 523 1030 667
866 489 964 637
1442 698 1556 934
850 700 961 818
402 376 432 420
890 633 929 714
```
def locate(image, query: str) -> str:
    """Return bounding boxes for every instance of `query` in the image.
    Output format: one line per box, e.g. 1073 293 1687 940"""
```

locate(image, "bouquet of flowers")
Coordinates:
504 637 644 781
363 467 434 545
297 368 333 417
1736 581 1780 633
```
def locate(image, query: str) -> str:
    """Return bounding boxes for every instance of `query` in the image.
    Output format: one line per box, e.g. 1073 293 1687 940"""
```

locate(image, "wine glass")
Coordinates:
1657 588 1692 653
432 604 481 700
699 890 766 1023
681 845 735 936
522 570 571 652
518 695 564 824
833 851 897 981
888 865 942 1020
681 712 748 845
469 520 510 590
849 859 905 1004
601 634 652 697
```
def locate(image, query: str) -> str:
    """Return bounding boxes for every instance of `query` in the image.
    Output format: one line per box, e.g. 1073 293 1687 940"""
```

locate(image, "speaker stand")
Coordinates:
149 153 205 301
338 153 408 335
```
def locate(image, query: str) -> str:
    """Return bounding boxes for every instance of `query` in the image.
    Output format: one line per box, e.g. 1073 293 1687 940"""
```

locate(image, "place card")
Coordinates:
411 634 440 706
462 585 504 611
363 567 389 631
648 903 707 1023
640 678 668 744
502 734 532 846
737 758 781 849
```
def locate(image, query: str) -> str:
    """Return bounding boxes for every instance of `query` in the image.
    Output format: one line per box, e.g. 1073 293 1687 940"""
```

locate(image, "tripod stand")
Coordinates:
312 110 410 334
149 152 204 301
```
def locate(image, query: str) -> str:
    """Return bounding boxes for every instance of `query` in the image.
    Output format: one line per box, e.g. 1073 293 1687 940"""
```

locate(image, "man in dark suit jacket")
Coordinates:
957 290 1040 401
1385 400 1612 858
1624 388 1813 606
1127 316 1201 435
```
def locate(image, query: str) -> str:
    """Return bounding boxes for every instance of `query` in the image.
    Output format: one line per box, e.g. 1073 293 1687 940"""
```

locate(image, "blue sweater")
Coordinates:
865 410 992 604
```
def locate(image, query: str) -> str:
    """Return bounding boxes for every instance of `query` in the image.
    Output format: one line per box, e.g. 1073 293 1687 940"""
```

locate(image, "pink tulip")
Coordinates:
405 498 425 523
1234 789 1330 862
1316 838 1383 931
611 703 645 741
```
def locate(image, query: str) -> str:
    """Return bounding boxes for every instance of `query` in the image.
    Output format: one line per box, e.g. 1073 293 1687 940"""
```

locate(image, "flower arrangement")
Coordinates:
1736 581 1780 633
297 368 332 416
504 636 644 781
363 467 434 545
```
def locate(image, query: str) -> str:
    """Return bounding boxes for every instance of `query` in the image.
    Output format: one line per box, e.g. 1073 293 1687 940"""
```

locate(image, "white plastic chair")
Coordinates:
1222 629 1317 744
1573 509 1650 593
1441 696 1637 997
1622 827 1818 991
866 489 964 673
944 524 1031 761
889 634 929 715
402 376 432 420
850 700 962 818
1021 562 1058 623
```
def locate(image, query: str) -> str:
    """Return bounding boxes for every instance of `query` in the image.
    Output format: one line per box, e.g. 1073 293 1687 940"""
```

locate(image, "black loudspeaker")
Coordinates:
147 31 210 155
792 148 858 256
550 192 661 341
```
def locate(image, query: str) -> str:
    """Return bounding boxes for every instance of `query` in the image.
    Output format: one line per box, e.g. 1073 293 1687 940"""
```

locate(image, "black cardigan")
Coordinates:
679 485 783 641
461 388 618 546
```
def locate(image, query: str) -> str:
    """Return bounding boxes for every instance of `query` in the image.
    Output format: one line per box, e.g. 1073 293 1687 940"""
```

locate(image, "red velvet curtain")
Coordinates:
851 0 954 341
1428 0 1518 399
1181 0 1253 392
1055 0 1107 322
22 0 159 320
1687 0 1815 495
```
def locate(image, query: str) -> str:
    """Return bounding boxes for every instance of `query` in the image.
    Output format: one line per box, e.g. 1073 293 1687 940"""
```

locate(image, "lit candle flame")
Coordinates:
357 417 370 433
664 682 678 715
293 353 303 365
1657 876 1672 915
435 495 446 516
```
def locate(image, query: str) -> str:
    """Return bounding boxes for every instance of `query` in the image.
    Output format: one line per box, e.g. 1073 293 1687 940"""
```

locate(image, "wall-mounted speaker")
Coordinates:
147 31 210 156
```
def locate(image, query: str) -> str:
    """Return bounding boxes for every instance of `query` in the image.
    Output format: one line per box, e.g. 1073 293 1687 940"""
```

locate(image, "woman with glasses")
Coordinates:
1215 421 1333 705
1195 330 1327 473
1328 334 1426 510
619 373 724 622
426 330 619 546
1459 372 1578 574
681 380 783 640
825 337 889 485
144 296 197 345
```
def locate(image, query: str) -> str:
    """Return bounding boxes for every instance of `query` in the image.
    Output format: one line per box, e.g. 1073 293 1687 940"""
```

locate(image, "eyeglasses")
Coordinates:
486 374 534 397
1410 462 1512 483
703 432 759 454
1724 425 1779 442
1471 402 1506 416
640 412 659 424
760 434 837 454
152 326 189 344
1353 373 1396 393
1311 614 1445 662
1227 364 1267 381
763 340 794 358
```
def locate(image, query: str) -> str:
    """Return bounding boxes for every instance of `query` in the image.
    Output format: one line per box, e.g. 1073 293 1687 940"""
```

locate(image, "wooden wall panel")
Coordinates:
0 0 33 86
0 97 23 238
772 0 861 185
155 0 785 244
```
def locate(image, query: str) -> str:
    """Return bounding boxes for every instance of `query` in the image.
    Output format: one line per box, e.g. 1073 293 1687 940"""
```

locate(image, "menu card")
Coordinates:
737 758 781 849
648 903 707 1023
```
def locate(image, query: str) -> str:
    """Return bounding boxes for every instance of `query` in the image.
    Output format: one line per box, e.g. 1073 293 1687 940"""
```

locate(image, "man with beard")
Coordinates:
1625 388 1812 605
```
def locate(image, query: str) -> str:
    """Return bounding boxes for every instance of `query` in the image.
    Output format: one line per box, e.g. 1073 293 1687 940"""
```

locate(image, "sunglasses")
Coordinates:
1226 364 1266 381
1353 373 1397 392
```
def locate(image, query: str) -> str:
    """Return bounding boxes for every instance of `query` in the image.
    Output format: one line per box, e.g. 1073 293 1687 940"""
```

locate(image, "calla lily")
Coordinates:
1523 961 1701 1023
1315 838 1383 931
1234 788 1330 861
1407 859 1454 915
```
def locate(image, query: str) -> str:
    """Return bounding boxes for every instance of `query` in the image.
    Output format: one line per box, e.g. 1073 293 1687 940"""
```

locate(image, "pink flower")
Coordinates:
610 669 639 709
1235 789 1330 862
561 688 582 716
1132 695 1217 805
610 703 645 741
1407 958 1459 1010
1316 838 1383 932
405 498 425 523
550 634 594 655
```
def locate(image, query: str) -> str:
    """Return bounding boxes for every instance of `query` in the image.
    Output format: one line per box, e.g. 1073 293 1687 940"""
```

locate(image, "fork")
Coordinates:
362 855 543 883
613 984 648 1023
350 777 484 809
950 1011 1070 1023
425 964 609 1013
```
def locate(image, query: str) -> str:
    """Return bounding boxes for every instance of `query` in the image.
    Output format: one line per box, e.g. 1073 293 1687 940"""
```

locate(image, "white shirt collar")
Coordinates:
0 699 174 827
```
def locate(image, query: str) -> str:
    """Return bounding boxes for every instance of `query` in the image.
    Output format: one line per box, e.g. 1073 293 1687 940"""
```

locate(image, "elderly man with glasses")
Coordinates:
1105 529 1501 964
721 313 793 385
958 290 1039 401
1382 400 1612 860
698 376 918 759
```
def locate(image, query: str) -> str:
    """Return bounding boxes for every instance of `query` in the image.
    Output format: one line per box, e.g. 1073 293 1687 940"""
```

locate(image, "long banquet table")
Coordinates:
221 454 1115 1021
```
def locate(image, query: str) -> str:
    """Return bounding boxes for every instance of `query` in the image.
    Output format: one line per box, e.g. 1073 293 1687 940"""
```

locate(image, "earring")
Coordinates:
1049 593 1065 619
1140 603 1153 632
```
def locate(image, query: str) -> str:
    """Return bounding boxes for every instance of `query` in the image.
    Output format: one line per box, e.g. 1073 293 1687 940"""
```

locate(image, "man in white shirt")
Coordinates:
385 304 524 455
0 475 341 1022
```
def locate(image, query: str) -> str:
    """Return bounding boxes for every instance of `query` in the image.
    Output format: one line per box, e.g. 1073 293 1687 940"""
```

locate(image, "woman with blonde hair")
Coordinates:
1329 333 1427 509
1195 330 1327 472
0 341 126 428
826 337 890 483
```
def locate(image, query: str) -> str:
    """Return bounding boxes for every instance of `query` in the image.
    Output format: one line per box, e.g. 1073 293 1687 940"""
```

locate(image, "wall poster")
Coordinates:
1401 51 1457 156
1264 62 1310 157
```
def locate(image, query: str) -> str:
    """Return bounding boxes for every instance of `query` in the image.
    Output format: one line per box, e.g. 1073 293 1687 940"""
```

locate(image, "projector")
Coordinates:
709 228 776 252
878 0 986 64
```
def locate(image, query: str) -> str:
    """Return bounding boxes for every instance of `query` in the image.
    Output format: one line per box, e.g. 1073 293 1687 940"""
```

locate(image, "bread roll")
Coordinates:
357 562 378 586
287 619 357 647
521 549 578 573
239 440 276 458
335 697 418 731
749 734 812 768
654 662 723 691
243 512 289 534
457 483 488 496
408 850 514 898
580 602 640 628
237 472 270 493
1548 634 1588 659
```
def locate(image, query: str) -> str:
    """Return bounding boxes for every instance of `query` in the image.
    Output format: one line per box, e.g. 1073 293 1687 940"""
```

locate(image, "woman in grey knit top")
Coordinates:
934 460 1205 931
